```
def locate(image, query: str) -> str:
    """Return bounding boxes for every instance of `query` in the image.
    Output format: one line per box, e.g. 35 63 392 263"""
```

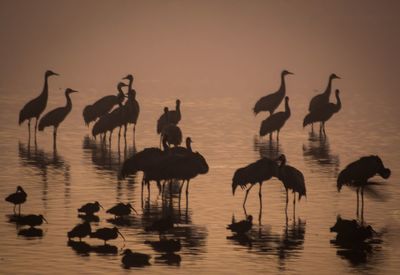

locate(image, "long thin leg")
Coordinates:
13 204 16 214
28 119 31 141
356 188 359 217
293 192 296 218
323 122 326 136
311 123 314 132
19 204 21 215
133 124 136 145
124 124 127 139
243 184 254 208
186 179 190 196
259 182 263 209
35 118 38 138
285 189 289 214
277 130 280 141
361 187 364 223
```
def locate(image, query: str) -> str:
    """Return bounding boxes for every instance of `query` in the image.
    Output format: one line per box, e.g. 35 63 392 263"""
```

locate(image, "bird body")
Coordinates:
308 73 340 112
119 147 165 179
227 215 253 234
90 227 125 245
68 222 92 241
5 186 27 214
162 124 183 147
78 201 103 215
18 214 47 228
157 100 181 134
106 203 137 217
253 70 293 115
259 96 291 139
121 249 151 267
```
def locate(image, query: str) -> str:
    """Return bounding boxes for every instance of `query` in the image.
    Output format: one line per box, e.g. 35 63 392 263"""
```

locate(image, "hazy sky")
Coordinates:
1 0 399 98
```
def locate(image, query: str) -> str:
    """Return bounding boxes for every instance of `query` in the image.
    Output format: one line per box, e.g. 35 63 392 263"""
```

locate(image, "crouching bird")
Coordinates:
90 227 125 245
227 215 253 234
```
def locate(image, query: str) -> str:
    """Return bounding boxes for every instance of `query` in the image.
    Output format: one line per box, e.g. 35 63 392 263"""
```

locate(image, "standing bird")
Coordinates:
68 221 92 241
157 100 182 134
90 226 125 245
303 89 341 135
82 82 126 126
253 70 293 116
106 203 138 218
337 155 391 217
19 70 59 139
276 154 306 214
227 215 253 234
308 73 340 130
5 186 27 215
38 88 78 147
232 157 279 208
121 249 151 268
122 74 140 141
78 201 104 216
18 214 48 228
259 96 291 140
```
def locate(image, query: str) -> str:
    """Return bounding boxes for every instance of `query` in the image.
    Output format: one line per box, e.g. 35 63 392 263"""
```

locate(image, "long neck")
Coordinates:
186 139 192 152
284 100 290 117
41 74 50 100
334 93 341 112
279 73 286 94
176 103 181 117
128 78 133 92
324 77 333 97
65 93 73 111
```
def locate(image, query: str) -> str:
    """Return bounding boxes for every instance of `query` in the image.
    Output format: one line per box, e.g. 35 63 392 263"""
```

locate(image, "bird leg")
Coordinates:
186 180 190 197
311 123 314 133
133 124 136 144
259 182 263 210
19 204 21 216
109 130 113 145
361 187 364 223
293 192 296 218
356 188 359 217
277 130 280 141
28 119 31 141
124 124 127 139
285 189 289 214
34 118 38 138
13 204 16 214
322 122 326 136
243 184 254 208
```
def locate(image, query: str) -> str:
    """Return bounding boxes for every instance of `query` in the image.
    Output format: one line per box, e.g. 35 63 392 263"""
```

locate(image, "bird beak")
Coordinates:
129 205 138 214
42 217 48 224
70 89 79 93
288 71 294 75
117 229 126 241
53 72 59 76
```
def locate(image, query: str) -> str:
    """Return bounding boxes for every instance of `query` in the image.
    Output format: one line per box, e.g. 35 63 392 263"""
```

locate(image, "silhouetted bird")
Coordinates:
309 73 340 112
253 70 293 115
38 88 78 144
276 154 306 212
259 96 291 140
232 157 279 208
19 70 59 138
5 186 27 215
82 82 126 126
145 217 174 233
227 215 253 234
122 74 140 140
106 203 138 218
78 201 103 216
157 100 181 134
170 136 193 156
18 214 48 228
90 226 125 245
337 155 391 216
162 124 183 147
121 249 151 267
68 221 92 241
303 89 341 135
330 216 375 243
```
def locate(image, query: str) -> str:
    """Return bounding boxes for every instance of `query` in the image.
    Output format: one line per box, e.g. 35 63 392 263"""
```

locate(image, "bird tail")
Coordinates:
83 105 96 126
337 169 349 192
18 110 26 125
119 157 139 180
38 117 46 131
303 114 312 128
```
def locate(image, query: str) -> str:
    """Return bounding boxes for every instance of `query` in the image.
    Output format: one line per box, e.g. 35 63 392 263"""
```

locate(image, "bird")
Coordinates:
232 157 279 208
158 106 183 147
157 100 181 134
337 155 391 217
170 136 193 156
68 221 92 241
308 73 340 130
38 88 78 146
90 226 125 245
78 201 104 216
5 186 27 215
162 124 183 147
253 70 293 116
303 89 341 135
82 82 126 126
276 154 306 213
121 249 151 268
227 215 253 234
122 74 140 141
106 203 138 218
18 214 48 228
259 96 291 140
19 70 59 139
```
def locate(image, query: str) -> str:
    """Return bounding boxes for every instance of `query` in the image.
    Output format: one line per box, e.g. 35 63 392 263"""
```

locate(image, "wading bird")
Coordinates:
227 215 253 234
78 201 104 216
90 227 125 245
276 154 306 214
18 214 48 228
68 221 92 241
38 88 78 146
82 82 126 126
259 96 291 140
121 249 151 268
303 89 341 135
337 155 391 217
5 186 27 215
19 70 59 139
232 157 279 208
253 70 293 116
122 75 140 141
106 203 138 218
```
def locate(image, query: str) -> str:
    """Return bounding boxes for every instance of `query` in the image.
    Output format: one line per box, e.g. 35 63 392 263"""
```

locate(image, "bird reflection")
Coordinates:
18 227 44 238
330 216 382 266
18 141 70 204
253 135 283 160
67 240 118 256
302 131 339 176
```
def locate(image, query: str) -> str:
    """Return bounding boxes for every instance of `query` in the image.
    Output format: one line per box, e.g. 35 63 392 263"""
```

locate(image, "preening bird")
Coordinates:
308 73 340 112
303 89 341 135
227 215 253 234
106 203 138 218
38 88 78 144
82 82 126 126
259 96 291 140
19 70 59 138
18 214 48 228
68 221 92 241
121 249 151 267
232 157 279 208
276 154 306 212
157 100 182 134
253 70 293 116
122 74 140 140
5 186 27 215
90 227 125 245
78 201 103 215
337 155 391 216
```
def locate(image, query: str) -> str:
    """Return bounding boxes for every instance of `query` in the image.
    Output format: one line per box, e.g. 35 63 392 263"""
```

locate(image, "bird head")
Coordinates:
247 215 253 222
282 70 294 76
127 203 138 214
335 89 340 96
39 215 48 223
276 154 287 166
95 201 104 210
17 186 25 192
164 107 169 114
176 99 181 106
330 73 341 80
114 227 126 241
122 74 134 82
46 70 59 77
66 88 78 95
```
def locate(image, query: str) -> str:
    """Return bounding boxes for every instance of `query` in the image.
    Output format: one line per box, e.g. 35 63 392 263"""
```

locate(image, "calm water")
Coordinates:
0 87 399 274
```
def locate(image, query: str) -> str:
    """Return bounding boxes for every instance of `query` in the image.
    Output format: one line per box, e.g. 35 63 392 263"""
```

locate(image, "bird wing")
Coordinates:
259 112 286 136
253 91 282 115
38 107 67 130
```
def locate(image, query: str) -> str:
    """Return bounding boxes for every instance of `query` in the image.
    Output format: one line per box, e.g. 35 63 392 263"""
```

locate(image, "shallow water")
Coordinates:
0 87 399 274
